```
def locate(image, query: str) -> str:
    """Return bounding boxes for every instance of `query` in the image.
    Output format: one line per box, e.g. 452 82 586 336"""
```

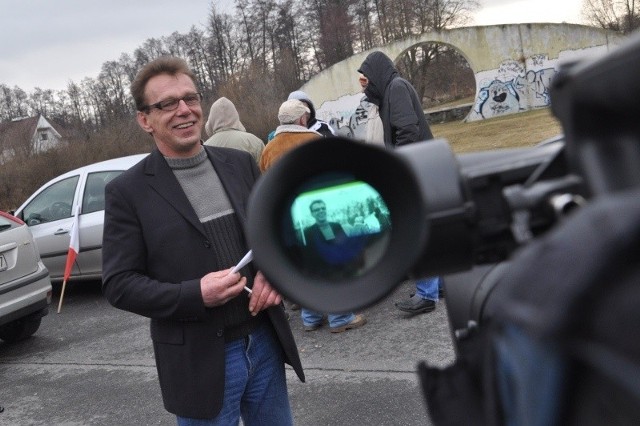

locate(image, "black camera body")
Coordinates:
247 29 640 320
246 30 640 425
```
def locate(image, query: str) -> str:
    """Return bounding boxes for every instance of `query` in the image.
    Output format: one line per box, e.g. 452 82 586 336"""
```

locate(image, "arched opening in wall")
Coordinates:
395 42 475 121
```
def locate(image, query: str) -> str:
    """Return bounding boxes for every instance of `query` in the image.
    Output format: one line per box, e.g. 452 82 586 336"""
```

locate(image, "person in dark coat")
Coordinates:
358 51 440 315
357 51 434 148
102 56 304 425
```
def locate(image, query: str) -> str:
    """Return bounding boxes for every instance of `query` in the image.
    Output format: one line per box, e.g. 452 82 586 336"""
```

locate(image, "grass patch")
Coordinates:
431 108 563 153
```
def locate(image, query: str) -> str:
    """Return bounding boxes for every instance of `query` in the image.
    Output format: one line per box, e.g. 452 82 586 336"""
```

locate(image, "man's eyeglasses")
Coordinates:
141 93 202 113
311 206 326 213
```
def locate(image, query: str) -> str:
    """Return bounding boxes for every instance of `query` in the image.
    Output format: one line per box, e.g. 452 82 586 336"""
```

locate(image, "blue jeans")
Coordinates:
301 308 355 329
415 276 441 301
176 323 292 426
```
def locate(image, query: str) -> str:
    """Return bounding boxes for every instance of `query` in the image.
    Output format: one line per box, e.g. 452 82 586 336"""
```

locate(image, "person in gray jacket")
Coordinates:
357 51 434 148
204 96 264 165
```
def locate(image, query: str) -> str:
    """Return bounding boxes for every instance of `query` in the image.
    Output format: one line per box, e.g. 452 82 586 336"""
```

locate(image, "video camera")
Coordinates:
246 30 640 338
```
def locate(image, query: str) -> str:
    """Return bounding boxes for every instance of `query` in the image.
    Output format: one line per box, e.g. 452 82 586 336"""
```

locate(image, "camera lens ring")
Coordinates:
247 137 429 312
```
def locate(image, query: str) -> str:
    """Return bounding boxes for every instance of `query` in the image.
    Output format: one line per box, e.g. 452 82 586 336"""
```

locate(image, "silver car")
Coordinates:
0 210 52 342
13 154 148 282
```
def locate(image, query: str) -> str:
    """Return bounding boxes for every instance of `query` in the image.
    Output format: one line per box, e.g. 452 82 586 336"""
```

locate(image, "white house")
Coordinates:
0 115 63 163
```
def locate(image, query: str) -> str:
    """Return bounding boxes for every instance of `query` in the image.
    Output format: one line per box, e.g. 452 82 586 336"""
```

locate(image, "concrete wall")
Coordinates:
300 23 621 138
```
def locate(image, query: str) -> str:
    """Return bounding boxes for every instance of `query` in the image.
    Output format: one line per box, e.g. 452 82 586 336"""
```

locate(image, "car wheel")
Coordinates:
0 317 42 343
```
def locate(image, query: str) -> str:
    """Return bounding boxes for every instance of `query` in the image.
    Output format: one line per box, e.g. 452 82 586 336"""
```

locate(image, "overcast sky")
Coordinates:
0 0 584 93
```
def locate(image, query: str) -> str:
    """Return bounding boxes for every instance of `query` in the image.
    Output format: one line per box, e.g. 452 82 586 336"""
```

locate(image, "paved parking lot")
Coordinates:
0 279 455 425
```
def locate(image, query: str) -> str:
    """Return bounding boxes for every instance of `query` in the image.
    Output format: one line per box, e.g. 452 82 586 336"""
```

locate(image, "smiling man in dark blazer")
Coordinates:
102 56 304 425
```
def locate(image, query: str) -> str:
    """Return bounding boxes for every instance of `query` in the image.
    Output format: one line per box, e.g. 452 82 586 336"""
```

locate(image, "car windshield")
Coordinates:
22 176 79 225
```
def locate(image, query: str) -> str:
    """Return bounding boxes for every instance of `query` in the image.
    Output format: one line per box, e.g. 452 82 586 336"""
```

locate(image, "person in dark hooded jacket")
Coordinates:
359 51 440 315
357 51 433 148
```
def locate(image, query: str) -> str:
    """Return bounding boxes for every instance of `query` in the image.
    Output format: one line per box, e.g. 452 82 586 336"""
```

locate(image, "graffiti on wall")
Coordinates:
468 54 557 120
467 45 610 120
314 45 611 128
316 93 373 140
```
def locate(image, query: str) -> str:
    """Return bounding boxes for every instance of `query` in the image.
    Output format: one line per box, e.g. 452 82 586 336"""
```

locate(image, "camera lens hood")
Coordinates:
246 137 429 312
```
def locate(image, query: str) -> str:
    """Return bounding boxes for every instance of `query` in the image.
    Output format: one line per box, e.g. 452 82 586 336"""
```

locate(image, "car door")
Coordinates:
75 170 123 278
18 175 80 280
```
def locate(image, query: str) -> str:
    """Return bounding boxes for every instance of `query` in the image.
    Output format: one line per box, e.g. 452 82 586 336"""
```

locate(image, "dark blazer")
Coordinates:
303 222 347 245
102 146 304 419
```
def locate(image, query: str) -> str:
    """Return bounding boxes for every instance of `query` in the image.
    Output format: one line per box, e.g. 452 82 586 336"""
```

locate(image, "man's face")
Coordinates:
358 75 369 90
310 202 327 224
136 73 203 158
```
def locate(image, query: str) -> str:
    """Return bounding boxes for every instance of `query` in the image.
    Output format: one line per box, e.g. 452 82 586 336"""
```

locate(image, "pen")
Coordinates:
228 250 253 294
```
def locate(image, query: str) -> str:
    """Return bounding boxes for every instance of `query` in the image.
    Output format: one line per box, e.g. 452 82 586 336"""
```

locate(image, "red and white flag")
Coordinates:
58 206 80 313
63 208 79 282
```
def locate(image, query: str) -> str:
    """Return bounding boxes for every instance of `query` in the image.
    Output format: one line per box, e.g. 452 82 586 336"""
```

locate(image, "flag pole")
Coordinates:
58 205 80 313
57 279 68 314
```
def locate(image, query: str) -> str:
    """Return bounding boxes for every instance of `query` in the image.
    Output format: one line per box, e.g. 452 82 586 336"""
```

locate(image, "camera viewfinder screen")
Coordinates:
285 176 391 281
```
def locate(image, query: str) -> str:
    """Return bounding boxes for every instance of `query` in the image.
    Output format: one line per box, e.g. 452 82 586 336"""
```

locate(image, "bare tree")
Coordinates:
206 7 242 88
419 0 478 31
28 88 55 117
354 0 377 51
305 0 357 68
320 0 356 65
583 0 640 33
1 0 480 154
132 37 170 70
183 27 216 94
0 85 29 120
64 81 93 137
396 43 475 109
0 84 13 122
236 0 258 62
99 61 132 120
272 0 309 87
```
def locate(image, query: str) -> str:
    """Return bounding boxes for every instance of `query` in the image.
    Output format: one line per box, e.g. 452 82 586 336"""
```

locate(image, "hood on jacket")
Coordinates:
287 90 317 123
357 51 399 103
205 97 246 137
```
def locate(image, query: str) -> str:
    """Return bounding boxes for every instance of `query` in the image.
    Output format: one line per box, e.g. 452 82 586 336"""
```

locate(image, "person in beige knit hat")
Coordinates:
259 99 321 172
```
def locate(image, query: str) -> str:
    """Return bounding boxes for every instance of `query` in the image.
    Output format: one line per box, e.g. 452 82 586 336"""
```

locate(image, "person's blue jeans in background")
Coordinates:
176 322 293 426
301 309 355 328
415 276 441 301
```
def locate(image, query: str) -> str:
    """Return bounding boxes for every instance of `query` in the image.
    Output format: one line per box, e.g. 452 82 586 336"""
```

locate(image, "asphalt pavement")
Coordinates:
0 279 456 425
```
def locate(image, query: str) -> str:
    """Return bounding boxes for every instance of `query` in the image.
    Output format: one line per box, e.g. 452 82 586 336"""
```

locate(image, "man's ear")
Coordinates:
136 111 153 133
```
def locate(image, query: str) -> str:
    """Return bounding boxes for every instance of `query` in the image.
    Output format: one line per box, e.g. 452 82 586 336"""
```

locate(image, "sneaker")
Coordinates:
395 294 436 314
330 314 367 333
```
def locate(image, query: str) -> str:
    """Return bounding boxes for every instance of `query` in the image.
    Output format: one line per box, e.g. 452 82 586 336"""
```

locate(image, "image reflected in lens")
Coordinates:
283 173 391 281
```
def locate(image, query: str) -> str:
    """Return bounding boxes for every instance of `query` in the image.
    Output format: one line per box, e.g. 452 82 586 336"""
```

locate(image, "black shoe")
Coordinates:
395 294 436 314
